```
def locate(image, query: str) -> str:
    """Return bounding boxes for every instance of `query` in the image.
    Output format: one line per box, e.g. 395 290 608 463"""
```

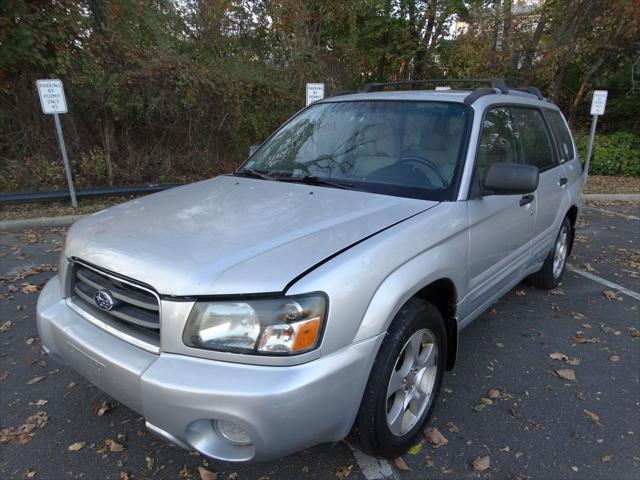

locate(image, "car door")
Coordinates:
510 107 567 265
465 106 535 317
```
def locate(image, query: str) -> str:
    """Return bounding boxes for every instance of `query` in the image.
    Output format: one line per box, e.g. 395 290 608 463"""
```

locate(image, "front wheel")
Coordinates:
351 298 446 459
527 216 572 289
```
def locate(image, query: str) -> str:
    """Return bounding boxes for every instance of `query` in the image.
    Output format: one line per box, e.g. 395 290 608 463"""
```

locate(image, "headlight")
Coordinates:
182 294 327 355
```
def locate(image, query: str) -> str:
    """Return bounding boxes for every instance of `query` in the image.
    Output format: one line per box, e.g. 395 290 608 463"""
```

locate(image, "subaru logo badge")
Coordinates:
94 289 115 311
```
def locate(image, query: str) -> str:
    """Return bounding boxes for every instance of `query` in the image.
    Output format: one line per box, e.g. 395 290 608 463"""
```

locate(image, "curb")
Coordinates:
0 214 86 232
583 193 640 201
1 193 638 232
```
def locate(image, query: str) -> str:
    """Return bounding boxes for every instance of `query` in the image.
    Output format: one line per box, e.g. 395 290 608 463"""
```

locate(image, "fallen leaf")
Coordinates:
572 334 600 345
21 283 39 294
601 454 614 463
584 409 600 423
446 422 459 433
145 456 155 471
609 355 620 363
600 324 622 336
515 290 526 296
393 457 411 471
107 439 124 452
570 311 585 320
566 357 581 366
68 441 85 452
472 455 490 472
67 381 77 390
473 397 493 411
602 290 622 301
27 358 46 368
424 427 448 448
119 472 130 480
407 442 422 455
487 388 501 400
93 400 111 417
549 352 568 361
25 411 48 428
628 327 640 338
27 469 37 478
198 466 218 480
27 376 46 385
0 372 8 381
336 465 353 478
0 321 12 332
555 369 576 381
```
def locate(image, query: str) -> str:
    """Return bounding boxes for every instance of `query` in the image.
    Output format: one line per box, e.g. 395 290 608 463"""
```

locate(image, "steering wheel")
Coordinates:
397 155 448 187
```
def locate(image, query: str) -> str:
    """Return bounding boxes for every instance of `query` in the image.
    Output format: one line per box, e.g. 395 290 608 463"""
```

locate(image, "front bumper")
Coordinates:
37 277 383 462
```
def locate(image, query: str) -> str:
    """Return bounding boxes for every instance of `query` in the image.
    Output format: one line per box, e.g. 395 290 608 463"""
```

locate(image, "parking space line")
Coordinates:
348 445 396 479
568 265 640 301
583 206 640 221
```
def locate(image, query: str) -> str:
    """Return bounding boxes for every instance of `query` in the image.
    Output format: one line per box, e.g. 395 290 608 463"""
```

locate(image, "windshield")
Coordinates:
241 101 470 201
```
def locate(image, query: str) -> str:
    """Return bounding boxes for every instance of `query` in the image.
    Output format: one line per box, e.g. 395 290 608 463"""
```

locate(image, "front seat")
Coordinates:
350 124 401 177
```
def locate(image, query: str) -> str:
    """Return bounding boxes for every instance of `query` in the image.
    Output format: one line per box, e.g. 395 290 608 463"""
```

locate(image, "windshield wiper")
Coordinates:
277 175 354 190
234 168 275 181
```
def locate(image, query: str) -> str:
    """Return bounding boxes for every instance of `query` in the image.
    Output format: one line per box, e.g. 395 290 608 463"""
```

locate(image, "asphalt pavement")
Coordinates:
1 202 638 480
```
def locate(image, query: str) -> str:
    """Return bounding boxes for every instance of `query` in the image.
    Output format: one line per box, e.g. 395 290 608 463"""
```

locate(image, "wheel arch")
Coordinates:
566 204 579 255
413 279 458 370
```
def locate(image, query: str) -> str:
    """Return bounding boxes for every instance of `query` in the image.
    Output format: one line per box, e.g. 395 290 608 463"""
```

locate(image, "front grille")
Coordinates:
69 260 160 351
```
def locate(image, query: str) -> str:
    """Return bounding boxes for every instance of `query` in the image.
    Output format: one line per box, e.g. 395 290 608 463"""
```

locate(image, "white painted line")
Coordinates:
349 445 396 480
568 265 640 301
583 206 640 221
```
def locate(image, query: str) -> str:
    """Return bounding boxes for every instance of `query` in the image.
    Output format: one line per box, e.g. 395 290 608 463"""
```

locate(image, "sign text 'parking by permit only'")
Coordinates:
306 83 325 106
37 79 68 114
590 90 608 116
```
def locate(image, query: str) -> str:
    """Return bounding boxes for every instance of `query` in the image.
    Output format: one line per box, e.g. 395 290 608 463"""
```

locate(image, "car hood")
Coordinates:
65 176 437 296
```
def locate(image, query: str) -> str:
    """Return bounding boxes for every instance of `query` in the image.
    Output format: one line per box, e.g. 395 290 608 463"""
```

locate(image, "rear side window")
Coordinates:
511 108 557 171
475 107 519 184
544 109 576 162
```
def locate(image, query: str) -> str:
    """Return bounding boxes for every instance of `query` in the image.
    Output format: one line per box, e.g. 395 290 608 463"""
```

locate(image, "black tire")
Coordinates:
526 216 572 290
350 298 446 459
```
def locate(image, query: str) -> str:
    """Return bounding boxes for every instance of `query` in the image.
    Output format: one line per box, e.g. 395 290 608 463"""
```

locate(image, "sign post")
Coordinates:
583 89 608 184
306 83 325 106
36 79 77 207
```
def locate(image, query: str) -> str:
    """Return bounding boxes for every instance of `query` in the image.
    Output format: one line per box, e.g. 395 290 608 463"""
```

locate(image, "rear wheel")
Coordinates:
527 216 572 289
351 298 446 458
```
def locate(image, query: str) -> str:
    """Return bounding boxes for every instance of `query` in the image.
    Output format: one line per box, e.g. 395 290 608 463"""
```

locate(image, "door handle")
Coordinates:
520 194 535 206
559 177 568 186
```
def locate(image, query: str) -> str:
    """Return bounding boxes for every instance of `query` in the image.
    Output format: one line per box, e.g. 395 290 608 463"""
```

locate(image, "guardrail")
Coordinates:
0 184 182 204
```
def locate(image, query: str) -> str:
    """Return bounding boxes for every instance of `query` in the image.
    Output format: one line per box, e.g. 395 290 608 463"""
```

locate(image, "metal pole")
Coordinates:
53 113 78 207
583 114 598 186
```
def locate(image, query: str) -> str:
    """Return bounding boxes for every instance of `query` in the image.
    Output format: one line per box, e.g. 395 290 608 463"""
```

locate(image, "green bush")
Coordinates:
576 132 640 177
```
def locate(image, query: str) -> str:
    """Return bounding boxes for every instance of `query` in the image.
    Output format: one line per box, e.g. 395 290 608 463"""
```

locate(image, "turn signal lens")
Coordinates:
291 317 321 352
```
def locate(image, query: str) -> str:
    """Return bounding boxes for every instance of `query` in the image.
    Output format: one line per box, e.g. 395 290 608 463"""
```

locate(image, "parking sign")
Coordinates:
306 83 325 106
590 90 608 116
37 79 68 114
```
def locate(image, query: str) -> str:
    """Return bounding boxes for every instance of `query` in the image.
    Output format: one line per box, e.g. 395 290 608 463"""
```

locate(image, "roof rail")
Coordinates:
463 87 499 105
363 78 509 94
510 87 544 100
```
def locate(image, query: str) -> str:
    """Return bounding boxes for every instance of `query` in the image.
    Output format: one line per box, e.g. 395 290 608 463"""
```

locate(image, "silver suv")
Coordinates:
37 79 583 462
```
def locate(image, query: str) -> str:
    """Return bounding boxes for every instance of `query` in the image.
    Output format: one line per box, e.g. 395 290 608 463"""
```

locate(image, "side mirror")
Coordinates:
248 144 261 157
482 162 539 195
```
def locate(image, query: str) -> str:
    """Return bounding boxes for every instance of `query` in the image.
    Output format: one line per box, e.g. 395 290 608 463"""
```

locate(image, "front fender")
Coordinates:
287 202 470 356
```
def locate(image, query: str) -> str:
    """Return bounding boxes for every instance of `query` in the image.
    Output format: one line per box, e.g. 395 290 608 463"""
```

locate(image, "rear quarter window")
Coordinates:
544 109 576 163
